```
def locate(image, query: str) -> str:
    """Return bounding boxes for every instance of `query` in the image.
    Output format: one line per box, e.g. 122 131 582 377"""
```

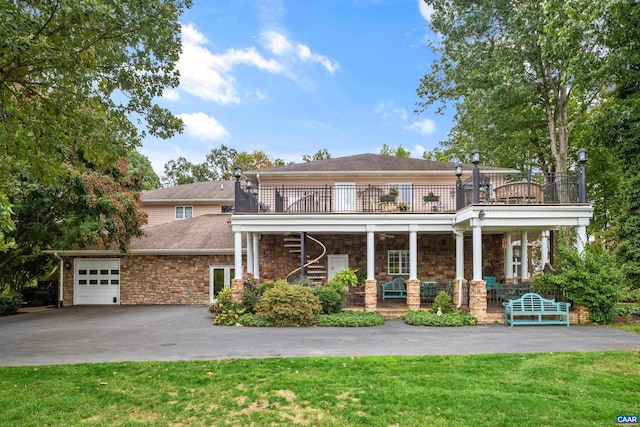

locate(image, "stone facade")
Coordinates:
62 254 237 306
259 233 504 284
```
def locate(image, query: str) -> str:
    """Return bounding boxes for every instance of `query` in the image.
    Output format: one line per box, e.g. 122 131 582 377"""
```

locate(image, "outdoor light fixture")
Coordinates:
64 261 71 270
234 165 242 181
472 149 480 166
455 163 463 177
478 210 486 220
246 178 253 191
577 148 587 164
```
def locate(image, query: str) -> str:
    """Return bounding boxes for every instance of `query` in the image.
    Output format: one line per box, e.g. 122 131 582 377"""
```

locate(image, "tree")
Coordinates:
128 151 161 190
0 157 148 292
417 0 609 176
0 0 190 234
302 148 332 162
379 144 410 157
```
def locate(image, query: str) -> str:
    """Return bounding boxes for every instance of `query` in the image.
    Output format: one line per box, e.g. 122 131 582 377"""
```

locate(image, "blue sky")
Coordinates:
141 0 452 176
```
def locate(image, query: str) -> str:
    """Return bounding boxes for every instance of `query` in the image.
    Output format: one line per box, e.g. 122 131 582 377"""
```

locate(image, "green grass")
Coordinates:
608 322 640 334
1 352 639 426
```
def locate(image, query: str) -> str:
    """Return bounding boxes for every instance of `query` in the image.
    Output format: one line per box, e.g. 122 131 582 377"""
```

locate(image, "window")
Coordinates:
175 206 193 219
210 266 235 303
388 250 409 275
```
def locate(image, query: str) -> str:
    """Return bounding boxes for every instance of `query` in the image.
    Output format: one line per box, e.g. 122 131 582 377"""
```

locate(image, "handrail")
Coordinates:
284 234 327 281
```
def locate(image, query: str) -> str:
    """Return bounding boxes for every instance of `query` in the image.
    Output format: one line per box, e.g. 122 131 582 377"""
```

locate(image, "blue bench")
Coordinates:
503 293 571 327
381 278 407 299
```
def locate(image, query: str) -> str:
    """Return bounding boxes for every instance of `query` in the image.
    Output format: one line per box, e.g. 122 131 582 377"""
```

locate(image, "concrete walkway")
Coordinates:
1 305 639 366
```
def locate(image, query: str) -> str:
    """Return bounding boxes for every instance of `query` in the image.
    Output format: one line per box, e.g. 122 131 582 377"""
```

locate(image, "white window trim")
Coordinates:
175 206 193 219
387 249 409 275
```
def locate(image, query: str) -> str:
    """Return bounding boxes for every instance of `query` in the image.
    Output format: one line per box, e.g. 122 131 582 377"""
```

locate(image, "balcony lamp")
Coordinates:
577 148 587 164
455 163 463 177
472 149 480 166
234 166 242 181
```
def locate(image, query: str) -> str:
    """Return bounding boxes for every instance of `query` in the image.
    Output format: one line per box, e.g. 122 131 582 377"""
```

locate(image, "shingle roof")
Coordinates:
247 153 476 175
130 214 236 251
141 180 235 202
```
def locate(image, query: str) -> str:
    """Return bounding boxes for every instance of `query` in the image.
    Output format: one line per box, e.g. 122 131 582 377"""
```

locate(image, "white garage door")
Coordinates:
74 259 120 305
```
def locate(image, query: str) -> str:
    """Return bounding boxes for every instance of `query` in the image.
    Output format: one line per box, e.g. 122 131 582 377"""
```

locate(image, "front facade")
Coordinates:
53 153 592 323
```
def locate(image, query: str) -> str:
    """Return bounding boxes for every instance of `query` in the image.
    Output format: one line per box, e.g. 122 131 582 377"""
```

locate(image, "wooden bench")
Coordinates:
503 293 571 327
380 278 407 299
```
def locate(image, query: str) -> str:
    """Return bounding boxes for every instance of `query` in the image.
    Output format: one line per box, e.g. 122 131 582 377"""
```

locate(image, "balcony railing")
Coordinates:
234 172 583 214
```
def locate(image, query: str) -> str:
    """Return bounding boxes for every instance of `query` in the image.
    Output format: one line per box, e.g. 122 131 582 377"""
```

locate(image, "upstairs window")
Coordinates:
175 206 193 219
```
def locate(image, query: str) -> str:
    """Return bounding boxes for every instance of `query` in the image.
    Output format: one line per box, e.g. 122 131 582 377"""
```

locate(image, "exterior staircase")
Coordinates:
284 233 327 284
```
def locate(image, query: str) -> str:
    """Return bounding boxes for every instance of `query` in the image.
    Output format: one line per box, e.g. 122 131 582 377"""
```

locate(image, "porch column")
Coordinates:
472 224 483 281
520 231 529 281
505 233 513 283
232 230 244 301
246 233 254 275
455 230 464 281
409 229 417 280
252 233 260 280
366 230 375 280
540 231 549 271
576 225 587 257
365 229 377 312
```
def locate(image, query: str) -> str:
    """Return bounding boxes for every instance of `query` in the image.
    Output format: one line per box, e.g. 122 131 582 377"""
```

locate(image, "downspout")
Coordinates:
453 229 464 308
53 252 64 308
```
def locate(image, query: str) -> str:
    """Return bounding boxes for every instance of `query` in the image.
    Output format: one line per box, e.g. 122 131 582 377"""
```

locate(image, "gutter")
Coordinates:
52 252 64 308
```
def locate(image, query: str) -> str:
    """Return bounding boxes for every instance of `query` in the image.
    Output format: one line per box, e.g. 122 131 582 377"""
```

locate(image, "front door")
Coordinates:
210 266 234 303
327 255 349 281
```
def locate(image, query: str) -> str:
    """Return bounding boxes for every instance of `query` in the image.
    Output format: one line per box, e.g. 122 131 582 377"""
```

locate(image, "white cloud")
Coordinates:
177 112 229 142
375 100 408 121
161 89 180 101
178 23 285 105
418 0 434 22
404 118 437 135
260 30 340 74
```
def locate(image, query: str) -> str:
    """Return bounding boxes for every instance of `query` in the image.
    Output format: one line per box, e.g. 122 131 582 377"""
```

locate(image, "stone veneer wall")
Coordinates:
260 233 504 283
62 254 237 305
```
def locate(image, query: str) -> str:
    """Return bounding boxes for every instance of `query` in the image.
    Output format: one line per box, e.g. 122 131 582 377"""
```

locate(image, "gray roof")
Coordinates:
246 153 504 176
130 214 236 251
142 180 235 202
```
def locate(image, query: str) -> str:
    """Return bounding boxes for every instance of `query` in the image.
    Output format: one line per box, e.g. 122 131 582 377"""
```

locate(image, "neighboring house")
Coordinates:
51 153 593 323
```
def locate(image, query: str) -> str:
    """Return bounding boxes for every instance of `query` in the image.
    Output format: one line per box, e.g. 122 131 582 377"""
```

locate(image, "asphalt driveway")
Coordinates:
1 305 639 366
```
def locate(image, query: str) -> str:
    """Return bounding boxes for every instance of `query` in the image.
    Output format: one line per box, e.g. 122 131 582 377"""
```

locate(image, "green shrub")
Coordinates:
536 246 623 324
332 269 358 289
432 291 456 314
255 285 322 326
241 287 261 314
314 311 385 327
212 288 245 326
314 284 344 314
237 313 274 327
403 310 477 327
0 292 23 315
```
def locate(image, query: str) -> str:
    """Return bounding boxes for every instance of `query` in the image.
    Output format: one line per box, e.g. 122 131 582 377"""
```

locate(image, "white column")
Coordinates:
540 231 549 269
576 225 587 257
455 230 464 281
472 225 483 281
505 233 513 280
234 231 243 279
252 233 260 279
520 231 529 279
409 230 418 280
246 233 254 275
367 230 375 280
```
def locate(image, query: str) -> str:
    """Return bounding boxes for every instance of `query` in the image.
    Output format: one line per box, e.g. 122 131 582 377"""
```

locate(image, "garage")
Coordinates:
74 259 120 305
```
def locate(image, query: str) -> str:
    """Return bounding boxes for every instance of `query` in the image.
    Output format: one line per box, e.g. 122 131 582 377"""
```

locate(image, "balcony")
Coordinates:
234 172 583 214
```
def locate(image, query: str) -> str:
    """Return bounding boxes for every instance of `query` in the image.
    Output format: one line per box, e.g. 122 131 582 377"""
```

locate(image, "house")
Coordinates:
51 153 593 323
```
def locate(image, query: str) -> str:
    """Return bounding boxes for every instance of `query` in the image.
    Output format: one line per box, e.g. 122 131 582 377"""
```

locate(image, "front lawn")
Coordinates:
1 352 638 426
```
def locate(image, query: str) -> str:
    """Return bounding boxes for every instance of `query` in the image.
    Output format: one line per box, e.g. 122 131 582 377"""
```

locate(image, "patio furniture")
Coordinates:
493 182 543 204
380 278 407 299
503 292 571 327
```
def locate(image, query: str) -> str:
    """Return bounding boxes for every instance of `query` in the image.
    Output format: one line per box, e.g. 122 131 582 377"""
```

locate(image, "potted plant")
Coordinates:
423 192 440 203
397 202 409 211
380 188 399 203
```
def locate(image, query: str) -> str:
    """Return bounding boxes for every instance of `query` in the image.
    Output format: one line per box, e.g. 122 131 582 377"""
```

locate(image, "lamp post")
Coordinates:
234 166 242 212
455 163 463 210
472 149 480 204
577 148 587 203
